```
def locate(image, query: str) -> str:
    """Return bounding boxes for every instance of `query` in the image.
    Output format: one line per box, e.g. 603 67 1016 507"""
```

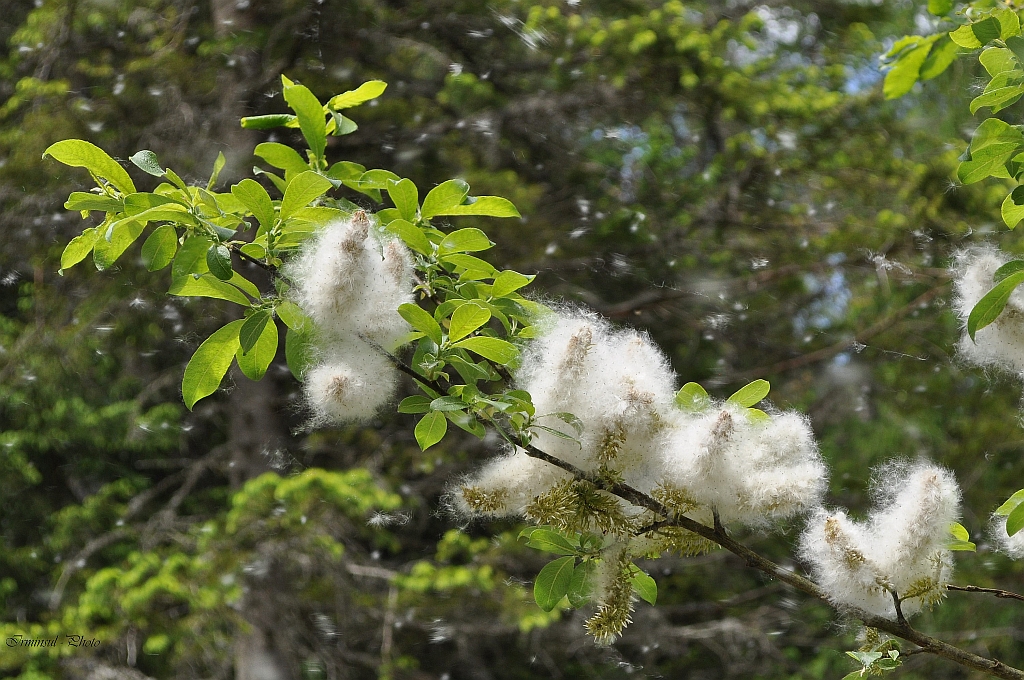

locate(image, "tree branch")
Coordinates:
947 584 1024 603
516 442 1024 680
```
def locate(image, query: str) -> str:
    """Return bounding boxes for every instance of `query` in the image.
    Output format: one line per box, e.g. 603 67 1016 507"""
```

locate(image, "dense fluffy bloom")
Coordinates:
457 307 827 536
992 514 1024 559
285 214 414 424
952 245 1024 376
654 405 826 524
284 213 413 350
799 461 960 619
303 338 399 424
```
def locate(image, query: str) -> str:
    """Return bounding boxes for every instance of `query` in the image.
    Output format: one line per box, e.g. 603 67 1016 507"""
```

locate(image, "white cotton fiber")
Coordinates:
652 404 826 524
514 308 677 481
952 245 1024 376
303 336 399 424
992 514 1024 559
284 214 413 350
799 461 961 619
452 449 571 518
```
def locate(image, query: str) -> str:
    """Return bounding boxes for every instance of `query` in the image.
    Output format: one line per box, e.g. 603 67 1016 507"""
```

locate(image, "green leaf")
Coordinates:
451 337 519 365
567 559 597 608
141 224 178 271
946 523 977 551
398 395 432 414
995 489 1024 515
172 236 213 278
1002 190 1024 229
129 149 165 177
283 82 327 161
995 260 1024 282
239 311 271 354
980 47 1018 77
236 314 278 381
550 412 584 436
64 192 123 213
947 540 977 552
726 379 770 407
449 301 491 342
974 17 1002 44
328 112 358 136
254 142 309 175
432 195 521 218
240 113 295 130
93 220 143 270
285 325 315 379
421 179 470 219
883 40 933 99
275 300 309 330
168 274 251 306
182 319 244 410
676 382 711 410
327 80 388 109
438 228 494 254
385 218 432 255
1008 501 1024 537
280 171 333 220
746 407 770 423
1008 36 1024 63
43 139 136 194
442 254 497 274
525 529 578 555
967 271 1024 340
414 411 448 451
492 270 534 298
927 0 952 15
629 568 657 605
429 396 467 412
446 409 486 438
60 228 100 272
386 178 419 221
950 24 982 49
970 84 1024 115
919 36 958 81
398 303 443 345
208 151 226 190
959 119 1024 184
231 178 276 230
206 244 233 281
534 556 575 612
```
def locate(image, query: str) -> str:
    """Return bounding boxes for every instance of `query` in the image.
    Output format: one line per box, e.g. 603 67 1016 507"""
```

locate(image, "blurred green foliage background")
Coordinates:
1 0 1023 678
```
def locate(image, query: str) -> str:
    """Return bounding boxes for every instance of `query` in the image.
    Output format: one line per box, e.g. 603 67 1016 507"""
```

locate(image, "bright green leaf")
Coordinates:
386 178 419 221
240 114 295 130
451 337 519 365
182 320 244 409
492 270 534 298
385 218 432 255
629 568 657 605
280 171 333 220
283 83 327 161
168 274 251 306
1007 501 1024 537
285 325 315 379
967 271 1024 340
995 489 1024 515
421 179 470 219
43 139 136 194
93 220 143 270
60 228 100 272
439 228 493 254
327 80 388 109
449 302 491 342
64 192 123 213
398 303 443 345
567 559 597 608
236 314 278 381
141 224 178 271
129 149 165 176
206 244 233 281
526 529 578 556
534 556 575 612
276 300 309 330
676 382 711 410
239 310 271 354
432 196 521 218
726 379 770 407
398 395 432 414
254 142 309 175
414 411 448 450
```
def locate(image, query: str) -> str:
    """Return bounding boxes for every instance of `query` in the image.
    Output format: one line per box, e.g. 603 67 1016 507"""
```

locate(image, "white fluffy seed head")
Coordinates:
799 461 960 620
452 449 571 518
284 215 413 349
652 404 826 524
991 514 1024 559
515 308 677 479
303 336 399 424
952 245 1024 376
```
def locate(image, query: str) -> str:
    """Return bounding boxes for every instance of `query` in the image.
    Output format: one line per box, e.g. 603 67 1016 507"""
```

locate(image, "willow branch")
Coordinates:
947 584 1024 603
518 442 1024 680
